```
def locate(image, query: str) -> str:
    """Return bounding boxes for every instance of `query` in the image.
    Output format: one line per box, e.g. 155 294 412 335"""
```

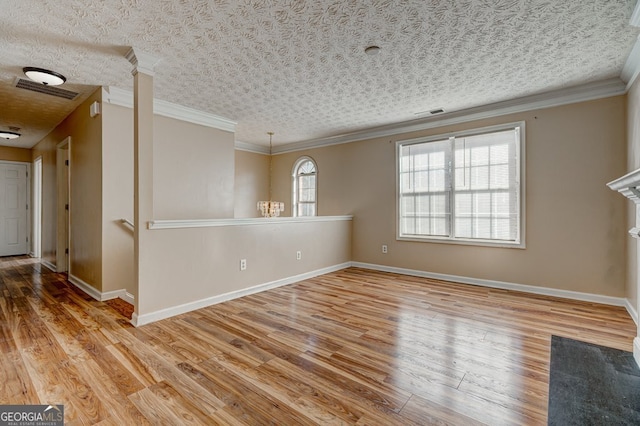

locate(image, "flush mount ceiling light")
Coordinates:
364 45 381 55
23 67 66 86
0 131 21 140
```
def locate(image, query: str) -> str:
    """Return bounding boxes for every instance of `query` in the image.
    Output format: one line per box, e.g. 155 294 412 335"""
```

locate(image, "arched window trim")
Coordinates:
292 156 318 217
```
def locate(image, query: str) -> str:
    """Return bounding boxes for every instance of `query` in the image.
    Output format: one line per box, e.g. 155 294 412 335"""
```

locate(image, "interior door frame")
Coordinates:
56 137 70 273
32 156 42 258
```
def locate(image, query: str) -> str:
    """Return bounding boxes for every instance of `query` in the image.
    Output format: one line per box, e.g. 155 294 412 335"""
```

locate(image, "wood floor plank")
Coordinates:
0 349 39 404
71 358 151 426
0 256 635 424
398 394 487 426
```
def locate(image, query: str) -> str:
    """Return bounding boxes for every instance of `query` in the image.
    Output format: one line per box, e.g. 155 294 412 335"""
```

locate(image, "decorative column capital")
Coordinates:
126 47 162 76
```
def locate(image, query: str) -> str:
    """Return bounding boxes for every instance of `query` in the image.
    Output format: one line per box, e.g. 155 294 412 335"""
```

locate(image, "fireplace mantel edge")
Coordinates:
608 168 640 203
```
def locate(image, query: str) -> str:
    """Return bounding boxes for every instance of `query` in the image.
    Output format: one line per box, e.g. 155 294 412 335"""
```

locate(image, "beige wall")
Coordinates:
234 150 269 218
101 102 238 299
273 96 627 297
32 88 103 289
154 117 235 219
102 102 134 296
137 219 352 319
0 146 32 163
627 80 640 313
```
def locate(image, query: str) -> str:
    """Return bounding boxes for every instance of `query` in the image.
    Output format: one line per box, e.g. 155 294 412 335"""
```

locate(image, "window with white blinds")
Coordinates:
398 123 523 247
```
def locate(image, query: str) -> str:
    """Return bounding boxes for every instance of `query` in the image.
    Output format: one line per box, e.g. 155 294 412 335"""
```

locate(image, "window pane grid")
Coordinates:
293 158 317 217
398 126 520 245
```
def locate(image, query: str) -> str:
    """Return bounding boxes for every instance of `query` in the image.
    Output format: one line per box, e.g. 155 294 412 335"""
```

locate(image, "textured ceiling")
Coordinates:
0 0 639 148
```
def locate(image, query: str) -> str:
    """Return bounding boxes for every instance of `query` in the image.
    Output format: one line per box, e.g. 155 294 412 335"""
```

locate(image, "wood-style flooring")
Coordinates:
0 255 635 425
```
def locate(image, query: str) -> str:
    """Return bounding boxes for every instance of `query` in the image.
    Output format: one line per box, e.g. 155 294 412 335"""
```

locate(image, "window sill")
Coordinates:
397 235 525 249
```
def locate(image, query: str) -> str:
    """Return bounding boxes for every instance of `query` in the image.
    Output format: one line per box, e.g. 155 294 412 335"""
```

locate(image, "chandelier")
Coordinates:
257 132 285 217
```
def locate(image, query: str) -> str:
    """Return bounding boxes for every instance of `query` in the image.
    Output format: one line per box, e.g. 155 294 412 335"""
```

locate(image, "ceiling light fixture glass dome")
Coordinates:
23 67 67 86
0 131 21 140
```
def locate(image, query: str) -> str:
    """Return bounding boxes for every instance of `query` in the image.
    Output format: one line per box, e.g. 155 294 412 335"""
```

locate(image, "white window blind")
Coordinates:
398 124 522 246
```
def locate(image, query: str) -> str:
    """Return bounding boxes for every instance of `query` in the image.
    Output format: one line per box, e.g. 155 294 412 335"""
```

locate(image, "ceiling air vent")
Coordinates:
14 78 79 100
414 107 446 117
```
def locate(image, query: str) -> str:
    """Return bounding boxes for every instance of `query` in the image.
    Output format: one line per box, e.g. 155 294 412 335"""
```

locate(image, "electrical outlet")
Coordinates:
296 251 302 260
382 244 388 254
240 259 247 271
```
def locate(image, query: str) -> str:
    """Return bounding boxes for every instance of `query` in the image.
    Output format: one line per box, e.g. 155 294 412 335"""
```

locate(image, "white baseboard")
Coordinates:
352 262 628 308
68 274 103 301
634 337 640 368
40 260 57 272
102 289 135 304
132 262 351 327
121 291 135 305
625 299 639 326
67 274 135 305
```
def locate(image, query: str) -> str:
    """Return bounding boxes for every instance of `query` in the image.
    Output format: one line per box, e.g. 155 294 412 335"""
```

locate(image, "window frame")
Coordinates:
396 122 526 248
292 156 318 217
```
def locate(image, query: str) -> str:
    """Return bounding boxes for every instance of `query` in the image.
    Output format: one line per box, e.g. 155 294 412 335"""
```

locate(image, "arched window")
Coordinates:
292 157 317 217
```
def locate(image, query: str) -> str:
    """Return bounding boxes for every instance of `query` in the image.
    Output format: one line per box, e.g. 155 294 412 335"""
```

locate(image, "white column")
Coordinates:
126 48 161 325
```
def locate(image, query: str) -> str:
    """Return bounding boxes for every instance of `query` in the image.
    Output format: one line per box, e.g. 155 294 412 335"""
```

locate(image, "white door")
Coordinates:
0 163 28 256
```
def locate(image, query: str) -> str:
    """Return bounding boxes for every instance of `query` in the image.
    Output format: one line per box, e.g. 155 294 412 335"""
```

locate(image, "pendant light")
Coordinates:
257 132 285 217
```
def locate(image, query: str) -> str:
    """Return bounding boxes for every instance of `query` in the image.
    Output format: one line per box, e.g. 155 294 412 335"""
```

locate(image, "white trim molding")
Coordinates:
130 261 636 327
634 337 640 369
68 274 102 301
102 289 135 304
624 1 640 89
68 273 134 304
622 36 640 91
352 262 629 308
122 292 135 305
148 215 352 230
132 262 351 326
273 78 625 154
607 167 640 203
103 86 236 133
625 298 639 326
235 140 270 154
125 47 162 77
631 1 640 27
40 260 57 273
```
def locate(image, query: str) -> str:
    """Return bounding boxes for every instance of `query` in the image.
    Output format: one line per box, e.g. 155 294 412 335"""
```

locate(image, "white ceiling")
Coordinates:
1 0 639 149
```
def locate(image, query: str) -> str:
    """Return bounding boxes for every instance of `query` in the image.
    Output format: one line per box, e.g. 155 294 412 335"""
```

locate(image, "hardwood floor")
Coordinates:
0 255 635 425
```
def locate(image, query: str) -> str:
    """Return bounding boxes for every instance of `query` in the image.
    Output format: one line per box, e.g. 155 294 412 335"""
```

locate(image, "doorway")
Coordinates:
0 161 29 256
56 137 70 272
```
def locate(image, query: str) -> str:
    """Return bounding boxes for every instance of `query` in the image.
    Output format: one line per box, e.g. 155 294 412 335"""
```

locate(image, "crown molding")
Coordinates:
103 86 236 133
272 78 626 154
622 35 640 90
234 140 270 154
631 0 640 27
125 47 162 76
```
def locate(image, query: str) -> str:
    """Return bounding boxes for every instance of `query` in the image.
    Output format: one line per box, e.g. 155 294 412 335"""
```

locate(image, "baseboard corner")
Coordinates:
41 259 57 273
625 298 638 326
